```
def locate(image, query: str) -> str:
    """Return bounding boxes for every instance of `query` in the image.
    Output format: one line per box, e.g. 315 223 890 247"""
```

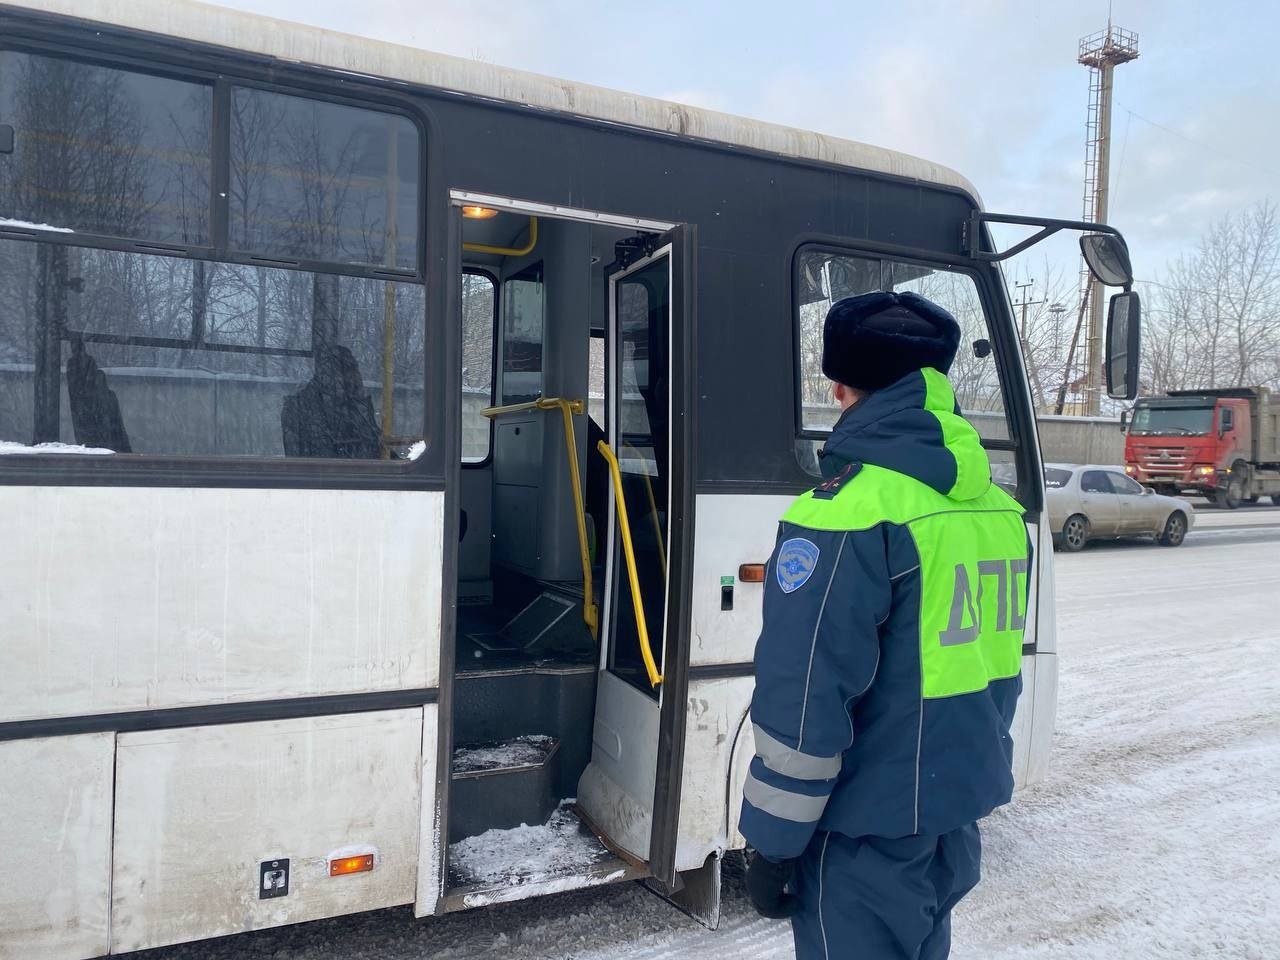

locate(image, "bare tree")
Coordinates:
1144 200 1280 393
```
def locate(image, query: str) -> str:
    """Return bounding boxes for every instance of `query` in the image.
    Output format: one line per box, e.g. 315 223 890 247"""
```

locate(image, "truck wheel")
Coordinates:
1060 514 1089 552
1215 478 1243 509
1159 512 1188 547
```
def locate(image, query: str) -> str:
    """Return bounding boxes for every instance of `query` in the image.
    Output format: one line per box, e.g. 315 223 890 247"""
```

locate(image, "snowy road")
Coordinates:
134 519 1280 960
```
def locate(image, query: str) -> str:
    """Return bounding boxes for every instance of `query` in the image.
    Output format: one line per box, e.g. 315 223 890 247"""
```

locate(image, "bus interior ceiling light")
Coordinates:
461 205 499 220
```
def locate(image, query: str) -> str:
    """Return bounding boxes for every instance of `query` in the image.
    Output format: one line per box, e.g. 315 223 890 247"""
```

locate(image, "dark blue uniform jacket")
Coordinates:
739 369 1031 862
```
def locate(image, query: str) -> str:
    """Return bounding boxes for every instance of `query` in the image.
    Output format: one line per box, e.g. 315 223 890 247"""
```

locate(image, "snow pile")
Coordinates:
453 735 555 775
0 217 75 233
0 441 114 456
451 804 608 888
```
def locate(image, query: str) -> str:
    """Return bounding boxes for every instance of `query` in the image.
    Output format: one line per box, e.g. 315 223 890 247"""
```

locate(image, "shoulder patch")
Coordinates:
812 461 862 500
776 537 821 594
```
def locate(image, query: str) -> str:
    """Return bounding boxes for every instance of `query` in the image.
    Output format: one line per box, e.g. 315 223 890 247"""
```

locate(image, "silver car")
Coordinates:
1043 463 1195 551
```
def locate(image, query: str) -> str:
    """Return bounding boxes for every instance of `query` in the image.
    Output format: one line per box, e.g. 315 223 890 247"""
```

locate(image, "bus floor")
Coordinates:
454 598 596 674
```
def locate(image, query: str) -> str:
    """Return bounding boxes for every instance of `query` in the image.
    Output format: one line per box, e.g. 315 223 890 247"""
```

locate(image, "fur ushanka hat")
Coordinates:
821 291 962 392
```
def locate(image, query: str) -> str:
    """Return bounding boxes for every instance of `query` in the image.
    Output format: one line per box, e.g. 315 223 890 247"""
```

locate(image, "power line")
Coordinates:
1116 103 1280 180
1134 277 1280 313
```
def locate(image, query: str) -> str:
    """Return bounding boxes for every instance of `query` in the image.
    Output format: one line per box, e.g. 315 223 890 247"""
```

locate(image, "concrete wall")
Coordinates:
806 402 1123 468
1033 414 1124 466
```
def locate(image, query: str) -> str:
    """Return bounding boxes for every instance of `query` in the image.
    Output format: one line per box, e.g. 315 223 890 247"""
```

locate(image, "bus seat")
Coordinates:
65 338 132 452
281 344 380 459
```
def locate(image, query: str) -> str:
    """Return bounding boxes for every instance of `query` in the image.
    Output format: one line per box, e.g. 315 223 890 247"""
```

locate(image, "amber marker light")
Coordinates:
739 564 766 583
329 854 375 877
461 205 500 220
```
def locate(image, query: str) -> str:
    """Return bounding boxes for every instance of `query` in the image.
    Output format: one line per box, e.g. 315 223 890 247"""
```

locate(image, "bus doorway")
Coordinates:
442 199 692 908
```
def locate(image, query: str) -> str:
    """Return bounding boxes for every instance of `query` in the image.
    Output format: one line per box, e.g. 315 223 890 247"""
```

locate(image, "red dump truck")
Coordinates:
1124 387 1280 508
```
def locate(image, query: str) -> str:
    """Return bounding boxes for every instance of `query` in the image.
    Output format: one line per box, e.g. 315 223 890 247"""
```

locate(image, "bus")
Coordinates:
0 2 1140 956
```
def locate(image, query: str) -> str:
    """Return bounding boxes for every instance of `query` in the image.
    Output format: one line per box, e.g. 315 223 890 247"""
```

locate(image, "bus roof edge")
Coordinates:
0 0 983 205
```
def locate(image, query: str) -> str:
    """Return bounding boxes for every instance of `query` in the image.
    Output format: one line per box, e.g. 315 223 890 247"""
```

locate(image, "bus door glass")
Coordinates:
578 233 689 884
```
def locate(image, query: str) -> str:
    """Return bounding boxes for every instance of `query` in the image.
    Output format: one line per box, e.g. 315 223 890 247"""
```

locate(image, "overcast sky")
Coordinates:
213 0 1277 301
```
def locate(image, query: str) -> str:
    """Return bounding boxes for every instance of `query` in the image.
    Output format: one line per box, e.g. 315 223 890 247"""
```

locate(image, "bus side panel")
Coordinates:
1010 656 1038 789
0 733 114 960
1013 518 1052 788
1026 653 1058 786
0 487 443 723
415 705 442 918
676 675 753 871
687 494 793 667
674 494 780 869
110 709 423 953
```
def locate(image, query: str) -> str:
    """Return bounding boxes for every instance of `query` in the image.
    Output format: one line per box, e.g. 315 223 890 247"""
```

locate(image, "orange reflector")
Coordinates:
739 563 766 583
329 854 375 877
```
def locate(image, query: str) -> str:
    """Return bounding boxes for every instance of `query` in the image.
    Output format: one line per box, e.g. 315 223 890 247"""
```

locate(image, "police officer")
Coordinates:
740 290 1030 960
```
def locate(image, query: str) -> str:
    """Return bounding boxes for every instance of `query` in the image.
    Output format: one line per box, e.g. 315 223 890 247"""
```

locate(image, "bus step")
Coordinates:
449 735 560 843
444 802 647 911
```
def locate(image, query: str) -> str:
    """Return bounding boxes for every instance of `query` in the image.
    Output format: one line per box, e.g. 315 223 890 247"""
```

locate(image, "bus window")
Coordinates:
0 239 427 458
794 247 1014 478
0 51 211 245
229 88 419 270
500 263 544 404
461 271 496 462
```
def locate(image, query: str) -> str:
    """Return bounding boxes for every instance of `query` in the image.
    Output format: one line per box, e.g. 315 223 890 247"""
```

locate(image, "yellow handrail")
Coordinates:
597 440 664 688
481 396 597 640
463 216 538 257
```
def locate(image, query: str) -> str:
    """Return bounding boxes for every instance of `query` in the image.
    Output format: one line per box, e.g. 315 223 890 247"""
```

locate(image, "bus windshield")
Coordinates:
1130 404 1214 436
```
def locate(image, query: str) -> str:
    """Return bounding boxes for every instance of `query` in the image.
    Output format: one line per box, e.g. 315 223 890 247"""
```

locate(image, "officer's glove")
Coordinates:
745 850 801 919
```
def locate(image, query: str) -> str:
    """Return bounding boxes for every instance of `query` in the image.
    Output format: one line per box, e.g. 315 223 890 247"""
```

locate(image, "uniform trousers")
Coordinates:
791 822 982 960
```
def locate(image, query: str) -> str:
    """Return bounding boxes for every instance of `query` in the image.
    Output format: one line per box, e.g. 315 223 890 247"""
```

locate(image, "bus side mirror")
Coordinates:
1081 233 1134 287
1106 291 1141 401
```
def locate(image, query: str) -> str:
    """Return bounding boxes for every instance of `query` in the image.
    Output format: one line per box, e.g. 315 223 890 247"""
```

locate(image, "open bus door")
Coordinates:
578 228 695 888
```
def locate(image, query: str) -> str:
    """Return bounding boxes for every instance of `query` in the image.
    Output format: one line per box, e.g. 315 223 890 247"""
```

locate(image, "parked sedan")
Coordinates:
1044 463 1195 551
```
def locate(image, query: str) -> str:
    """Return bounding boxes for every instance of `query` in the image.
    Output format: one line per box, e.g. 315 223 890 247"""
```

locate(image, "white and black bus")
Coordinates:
0 2 1141 956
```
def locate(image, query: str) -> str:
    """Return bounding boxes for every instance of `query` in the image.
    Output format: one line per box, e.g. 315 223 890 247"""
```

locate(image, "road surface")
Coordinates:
135 516 1280 960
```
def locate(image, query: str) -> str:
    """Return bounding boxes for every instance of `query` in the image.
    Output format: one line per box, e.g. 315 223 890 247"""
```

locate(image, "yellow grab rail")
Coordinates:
596 440 664 688
463 216 538 257
480 396 597 640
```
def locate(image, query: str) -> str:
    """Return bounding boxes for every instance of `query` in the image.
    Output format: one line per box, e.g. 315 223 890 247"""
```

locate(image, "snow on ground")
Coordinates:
134 520 1280 960
0 217 76 233
0 440 114 455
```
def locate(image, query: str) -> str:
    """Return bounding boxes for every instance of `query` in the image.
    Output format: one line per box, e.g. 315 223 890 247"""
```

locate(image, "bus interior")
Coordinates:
447 206 672 900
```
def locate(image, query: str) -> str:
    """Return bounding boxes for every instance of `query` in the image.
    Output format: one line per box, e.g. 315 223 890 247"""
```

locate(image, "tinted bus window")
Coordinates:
794 246 1013 477
0 238 426 458
461 271 496 462
501 264 544 404
230 88 419 270
0 52 211 244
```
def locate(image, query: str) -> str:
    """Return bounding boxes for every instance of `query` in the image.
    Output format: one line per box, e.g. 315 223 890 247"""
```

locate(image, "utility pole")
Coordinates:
1077 22 1138 415
1013 279 1046 409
